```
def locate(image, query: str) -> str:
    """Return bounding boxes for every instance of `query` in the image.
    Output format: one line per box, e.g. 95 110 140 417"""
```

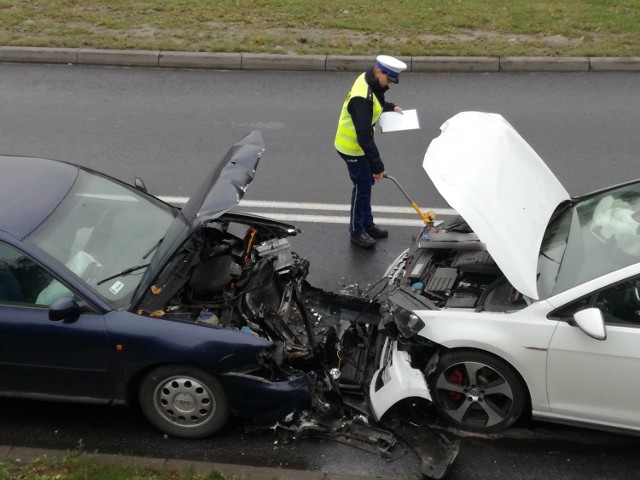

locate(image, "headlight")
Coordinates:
391 304 425 338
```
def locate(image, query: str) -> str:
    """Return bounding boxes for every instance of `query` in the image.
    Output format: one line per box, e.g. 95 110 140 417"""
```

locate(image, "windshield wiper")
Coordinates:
143 237 164 260
97 263 150 286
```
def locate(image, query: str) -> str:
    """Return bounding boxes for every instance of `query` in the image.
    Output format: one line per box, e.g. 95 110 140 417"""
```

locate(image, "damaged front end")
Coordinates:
301 264 459 479
369 216 530 421
135 209 384 426
137 212 336 363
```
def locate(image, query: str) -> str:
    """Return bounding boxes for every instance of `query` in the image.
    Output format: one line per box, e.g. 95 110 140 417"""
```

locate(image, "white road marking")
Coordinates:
236 213 427 226
158 197 456 226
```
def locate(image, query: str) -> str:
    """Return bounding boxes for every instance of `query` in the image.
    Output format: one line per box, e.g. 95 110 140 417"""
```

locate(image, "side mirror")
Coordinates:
134 177 148 193
49 297 81 323
573 308 606 340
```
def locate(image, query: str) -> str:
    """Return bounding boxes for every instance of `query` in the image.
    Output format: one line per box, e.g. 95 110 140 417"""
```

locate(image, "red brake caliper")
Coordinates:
447 368 464 401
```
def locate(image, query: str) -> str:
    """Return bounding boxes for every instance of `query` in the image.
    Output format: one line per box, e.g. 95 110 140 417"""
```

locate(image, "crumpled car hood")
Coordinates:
134 130 265 304
423 112 570 300
181 129 264 227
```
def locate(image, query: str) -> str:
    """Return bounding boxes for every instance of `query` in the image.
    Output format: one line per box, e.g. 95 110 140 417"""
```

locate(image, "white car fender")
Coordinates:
413 301 558 413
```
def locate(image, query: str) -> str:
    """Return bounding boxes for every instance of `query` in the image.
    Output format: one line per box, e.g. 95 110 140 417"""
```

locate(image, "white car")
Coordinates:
367 111 640 434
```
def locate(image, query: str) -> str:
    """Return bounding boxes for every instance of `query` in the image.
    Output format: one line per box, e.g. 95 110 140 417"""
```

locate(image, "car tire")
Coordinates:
428 350 526 433
139 365 230 439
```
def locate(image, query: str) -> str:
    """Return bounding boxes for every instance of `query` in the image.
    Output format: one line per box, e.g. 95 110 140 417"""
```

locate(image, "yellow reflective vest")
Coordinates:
334 73 382 156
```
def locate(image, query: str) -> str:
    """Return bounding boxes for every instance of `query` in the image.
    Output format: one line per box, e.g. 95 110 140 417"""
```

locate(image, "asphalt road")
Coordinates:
1 63 640 479
2 62 639 290
2 397 640 480
2 63 639 199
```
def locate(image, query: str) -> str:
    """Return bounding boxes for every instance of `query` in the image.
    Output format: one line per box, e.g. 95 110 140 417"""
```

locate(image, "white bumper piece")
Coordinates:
369 338 432 420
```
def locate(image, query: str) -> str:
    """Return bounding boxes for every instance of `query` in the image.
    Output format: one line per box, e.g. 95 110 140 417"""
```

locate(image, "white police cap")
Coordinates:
375 55 407 83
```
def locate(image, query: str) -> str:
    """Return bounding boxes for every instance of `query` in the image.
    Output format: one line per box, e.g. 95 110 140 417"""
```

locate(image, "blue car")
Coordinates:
0 131 326 439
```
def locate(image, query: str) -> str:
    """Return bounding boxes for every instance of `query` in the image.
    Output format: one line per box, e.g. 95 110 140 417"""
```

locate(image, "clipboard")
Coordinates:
379 109 420 133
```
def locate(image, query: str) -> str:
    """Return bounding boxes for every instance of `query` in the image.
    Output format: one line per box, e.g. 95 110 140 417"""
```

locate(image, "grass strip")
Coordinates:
0 0 638 56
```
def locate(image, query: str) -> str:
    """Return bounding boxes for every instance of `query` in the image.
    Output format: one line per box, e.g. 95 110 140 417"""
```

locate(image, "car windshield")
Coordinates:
538 181 640 299
25 169 177 308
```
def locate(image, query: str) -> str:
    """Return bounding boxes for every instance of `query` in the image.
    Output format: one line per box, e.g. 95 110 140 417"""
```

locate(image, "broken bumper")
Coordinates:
220 371 316 421
369 338 432 420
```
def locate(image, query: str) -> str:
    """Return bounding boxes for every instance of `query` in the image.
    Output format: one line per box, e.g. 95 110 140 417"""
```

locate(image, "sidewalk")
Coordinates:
1 46 640 72
0 444 391 480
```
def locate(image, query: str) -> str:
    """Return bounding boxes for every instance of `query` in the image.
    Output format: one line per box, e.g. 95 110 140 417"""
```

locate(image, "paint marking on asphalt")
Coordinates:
158 197 456 226
236 213 428 226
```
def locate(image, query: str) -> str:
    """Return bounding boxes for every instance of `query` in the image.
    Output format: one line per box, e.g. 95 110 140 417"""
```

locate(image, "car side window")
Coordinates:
550 278 640 327
549 296 590 320
594 278 640 326
0 242 64 308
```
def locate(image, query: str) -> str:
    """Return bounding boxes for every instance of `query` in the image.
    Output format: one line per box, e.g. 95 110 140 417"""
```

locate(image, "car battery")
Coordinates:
255 238 293 271
407 249 434 282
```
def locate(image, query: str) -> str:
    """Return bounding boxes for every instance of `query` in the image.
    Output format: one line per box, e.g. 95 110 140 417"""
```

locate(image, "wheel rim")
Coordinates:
152 375 216 429
434 360 515 428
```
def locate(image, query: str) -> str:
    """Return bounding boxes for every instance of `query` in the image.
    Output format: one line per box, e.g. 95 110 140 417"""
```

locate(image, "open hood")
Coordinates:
134 130 265 303
181 130 265 227
423 112 570 300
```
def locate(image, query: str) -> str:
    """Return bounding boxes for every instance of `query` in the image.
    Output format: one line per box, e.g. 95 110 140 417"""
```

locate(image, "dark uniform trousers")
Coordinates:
343 155 375 236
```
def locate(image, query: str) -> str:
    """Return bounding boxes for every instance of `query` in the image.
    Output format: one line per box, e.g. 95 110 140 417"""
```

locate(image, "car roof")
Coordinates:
0 155 79 240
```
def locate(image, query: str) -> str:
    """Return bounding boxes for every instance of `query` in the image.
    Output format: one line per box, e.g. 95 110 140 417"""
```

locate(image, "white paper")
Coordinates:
379 109 420 133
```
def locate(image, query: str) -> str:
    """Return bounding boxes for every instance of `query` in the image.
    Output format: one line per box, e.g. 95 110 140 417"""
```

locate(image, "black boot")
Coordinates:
351 232 376 248
366 224 388 238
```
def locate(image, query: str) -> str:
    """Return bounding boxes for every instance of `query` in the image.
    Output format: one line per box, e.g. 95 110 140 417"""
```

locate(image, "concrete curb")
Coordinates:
0 444 391 480
1 46 639 72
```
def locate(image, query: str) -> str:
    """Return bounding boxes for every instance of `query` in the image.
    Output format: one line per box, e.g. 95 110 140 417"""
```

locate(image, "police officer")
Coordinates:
334 55 407 248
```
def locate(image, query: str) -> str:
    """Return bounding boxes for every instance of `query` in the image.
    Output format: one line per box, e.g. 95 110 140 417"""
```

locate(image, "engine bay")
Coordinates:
391 216 527 312
136 213 365 370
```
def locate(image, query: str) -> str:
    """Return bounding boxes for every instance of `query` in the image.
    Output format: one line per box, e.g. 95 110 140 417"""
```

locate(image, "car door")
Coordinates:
0 241 114 401
546 276 640 429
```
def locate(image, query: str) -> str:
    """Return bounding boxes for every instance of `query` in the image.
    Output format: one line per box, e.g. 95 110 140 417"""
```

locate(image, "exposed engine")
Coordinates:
389 216 527 312
137 213 344 366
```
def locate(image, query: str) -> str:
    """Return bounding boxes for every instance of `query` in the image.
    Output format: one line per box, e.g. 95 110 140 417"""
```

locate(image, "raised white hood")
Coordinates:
423 112 570 300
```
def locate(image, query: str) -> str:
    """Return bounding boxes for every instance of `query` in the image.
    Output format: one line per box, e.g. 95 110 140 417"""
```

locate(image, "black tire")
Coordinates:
139 365 230 439
428 350 527 433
